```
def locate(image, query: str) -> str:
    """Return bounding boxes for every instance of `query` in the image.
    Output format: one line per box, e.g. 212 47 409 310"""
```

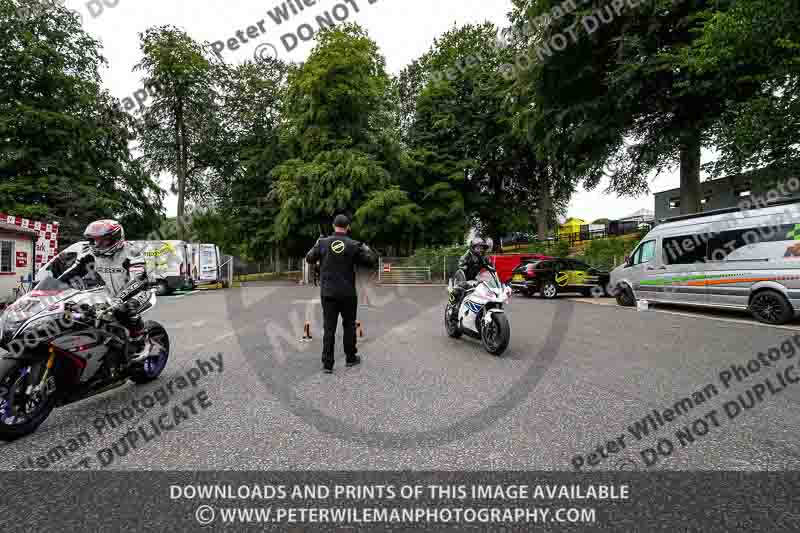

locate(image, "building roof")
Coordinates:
620 208 654 221
0 221 38 236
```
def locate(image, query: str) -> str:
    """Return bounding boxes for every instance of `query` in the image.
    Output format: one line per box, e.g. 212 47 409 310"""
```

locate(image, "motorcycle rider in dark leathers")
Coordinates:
450 237 491 318
57 220 153 356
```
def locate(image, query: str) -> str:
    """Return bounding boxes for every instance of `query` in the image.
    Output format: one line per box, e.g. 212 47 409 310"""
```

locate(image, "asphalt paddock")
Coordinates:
0 284 798 471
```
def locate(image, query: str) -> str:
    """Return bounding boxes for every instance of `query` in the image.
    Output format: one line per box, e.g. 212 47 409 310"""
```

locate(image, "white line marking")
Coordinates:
570 297 800 331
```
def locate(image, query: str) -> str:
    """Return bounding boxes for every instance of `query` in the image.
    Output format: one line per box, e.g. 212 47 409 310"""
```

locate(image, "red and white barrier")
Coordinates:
0 213 59 272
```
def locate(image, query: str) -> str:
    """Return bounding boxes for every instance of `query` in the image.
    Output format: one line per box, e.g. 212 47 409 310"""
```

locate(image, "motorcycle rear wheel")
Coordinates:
0 359 57 441
481 312 510 356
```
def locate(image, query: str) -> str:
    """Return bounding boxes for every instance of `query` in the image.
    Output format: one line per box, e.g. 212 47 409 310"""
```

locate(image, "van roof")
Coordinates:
651 201 800 236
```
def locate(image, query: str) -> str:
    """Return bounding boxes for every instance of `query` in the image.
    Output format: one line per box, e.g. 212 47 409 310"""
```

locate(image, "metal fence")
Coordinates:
231 256 303 277
376 256 462 284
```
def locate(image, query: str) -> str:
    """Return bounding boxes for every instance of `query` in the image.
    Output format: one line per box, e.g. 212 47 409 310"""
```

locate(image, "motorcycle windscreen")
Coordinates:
476 269 501 289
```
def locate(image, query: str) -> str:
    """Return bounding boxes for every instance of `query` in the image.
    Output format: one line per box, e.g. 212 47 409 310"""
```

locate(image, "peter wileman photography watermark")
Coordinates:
210 0 383 61
112 80 163 116
16 0 82 23
14 353 224 469
571 335 800 470
430 0 653 85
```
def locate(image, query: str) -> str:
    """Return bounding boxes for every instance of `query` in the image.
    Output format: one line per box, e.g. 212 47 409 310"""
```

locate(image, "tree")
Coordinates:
134 26 219 239
270 24 398 250
400 23 562 245
681 0 800 177
0 1 163 243
207 58 292 259
511 0 750 215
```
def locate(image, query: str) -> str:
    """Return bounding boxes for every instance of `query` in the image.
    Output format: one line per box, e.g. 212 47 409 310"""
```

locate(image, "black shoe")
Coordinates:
322 366 333 374
346 356 361 367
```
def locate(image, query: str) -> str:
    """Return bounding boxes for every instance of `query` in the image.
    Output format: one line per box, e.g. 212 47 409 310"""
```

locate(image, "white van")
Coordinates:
188 243 221 286
131 240 191 295
610 201 800 324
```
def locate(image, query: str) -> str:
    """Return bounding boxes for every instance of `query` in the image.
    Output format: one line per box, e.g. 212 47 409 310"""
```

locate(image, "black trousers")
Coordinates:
321 294 358 368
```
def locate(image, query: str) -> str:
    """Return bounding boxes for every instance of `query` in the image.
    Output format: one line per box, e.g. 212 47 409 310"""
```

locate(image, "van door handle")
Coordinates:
646 266 667 271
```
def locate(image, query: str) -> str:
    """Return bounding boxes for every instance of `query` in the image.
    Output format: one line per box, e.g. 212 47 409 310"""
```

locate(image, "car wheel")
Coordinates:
615 284 636 307
540 281 558 299
155 280 169 296
750 290 793 325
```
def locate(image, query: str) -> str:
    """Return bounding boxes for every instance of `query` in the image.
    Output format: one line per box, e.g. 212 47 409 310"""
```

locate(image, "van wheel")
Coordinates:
750 290 793 325
615 284 636 307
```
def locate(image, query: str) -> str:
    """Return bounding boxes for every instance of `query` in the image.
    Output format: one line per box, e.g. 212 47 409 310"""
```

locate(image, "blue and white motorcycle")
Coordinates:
445 266 512 355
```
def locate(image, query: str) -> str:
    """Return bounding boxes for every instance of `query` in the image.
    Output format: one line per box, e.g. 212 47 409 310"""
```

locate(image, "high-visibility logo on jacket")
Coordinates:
331 240 345 254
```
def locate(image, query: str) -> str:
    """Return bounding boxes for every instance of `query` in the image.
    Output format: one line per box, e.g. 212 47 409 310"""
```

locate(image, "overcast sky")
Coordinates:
67 0 694 223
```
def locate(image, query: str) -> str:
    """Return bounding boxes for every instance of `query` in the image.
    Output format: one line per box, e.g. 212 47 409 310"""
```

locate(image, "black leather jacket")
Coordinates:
306 233 377 298
455 250 490 285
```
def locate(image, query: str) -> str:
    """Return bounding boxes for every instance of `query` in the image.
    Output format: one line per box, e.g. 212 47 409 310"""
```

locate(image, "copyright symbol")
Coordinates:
253 42 279 61
195 505 215 525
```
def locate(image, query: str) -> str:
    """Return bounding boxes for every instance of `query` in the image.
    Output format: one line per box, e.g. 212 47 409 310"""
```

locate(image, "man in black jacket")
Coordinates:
449 237 491 321
306 215 377 373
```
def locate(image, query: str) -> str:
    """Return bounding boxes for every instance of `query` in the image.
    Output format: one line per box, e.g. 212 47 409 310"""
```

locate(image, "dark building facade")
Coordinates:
654 167 800 222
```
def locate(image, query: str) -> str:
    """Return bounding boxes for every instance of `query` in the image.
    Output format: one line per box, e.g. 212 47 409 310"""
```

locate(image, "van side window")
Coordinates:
663 235 708 265
707 223 799 261
632 240 656 265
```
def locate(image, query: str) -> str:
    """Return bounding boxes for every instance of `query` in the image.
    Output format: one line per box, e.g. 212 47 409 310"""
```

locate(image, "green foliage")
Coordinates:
573 237 638 270
134 25 220 235
513 239 569 257
680 0 800 176
0 0 163 243
401 22 564 244
405 244 467 277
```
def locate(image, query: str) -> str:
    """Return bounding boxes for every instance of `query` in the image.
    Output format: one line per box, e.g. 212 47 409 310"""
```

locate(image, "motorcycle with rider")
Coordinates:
445 237 512 355
0 220 170 440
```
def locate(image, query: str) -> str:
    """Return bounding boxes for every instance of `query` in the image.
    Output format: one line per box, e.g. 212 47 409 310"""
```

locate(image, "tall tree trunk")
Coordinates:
679 126 702 215
175 100 187 240
537 172 551 241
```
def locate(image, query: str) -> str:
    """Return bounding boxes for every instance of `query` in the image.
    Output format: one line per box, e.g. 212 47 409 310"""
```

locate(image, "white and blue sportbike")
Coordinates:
445 266 512 355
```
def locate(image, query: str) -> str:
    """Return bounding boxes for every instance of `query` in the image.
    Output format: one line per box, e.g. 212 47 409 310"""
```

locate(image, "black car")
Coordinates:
509 258 610 299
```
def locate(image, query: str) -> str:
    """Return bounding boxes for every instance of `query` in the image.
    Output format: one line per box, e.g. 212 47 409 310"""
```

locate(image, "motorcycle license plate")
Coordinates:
512 274 524 281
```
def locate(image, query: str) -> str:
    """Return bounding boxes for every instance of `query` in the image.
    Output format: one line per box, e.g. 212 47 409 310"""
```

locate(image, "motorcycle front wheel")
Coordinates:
0 358 57 441
444 303 462 338
481 312 510 356
129 321 171 384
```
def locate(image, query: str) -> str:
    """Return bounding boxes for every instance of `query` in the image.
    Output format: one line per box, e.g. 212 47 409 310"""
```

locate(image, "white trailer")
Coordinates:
189 243 222 286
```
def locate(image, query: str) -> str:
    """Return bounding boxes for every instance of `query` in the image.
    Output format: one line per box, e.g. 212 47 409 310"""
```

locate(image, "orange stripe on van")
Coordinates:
703 277 774 286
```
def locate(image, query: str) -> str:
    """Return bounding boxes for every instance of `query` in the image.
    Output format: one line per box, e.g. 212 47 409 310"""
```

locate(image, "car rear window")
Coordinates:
515 260 544 271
